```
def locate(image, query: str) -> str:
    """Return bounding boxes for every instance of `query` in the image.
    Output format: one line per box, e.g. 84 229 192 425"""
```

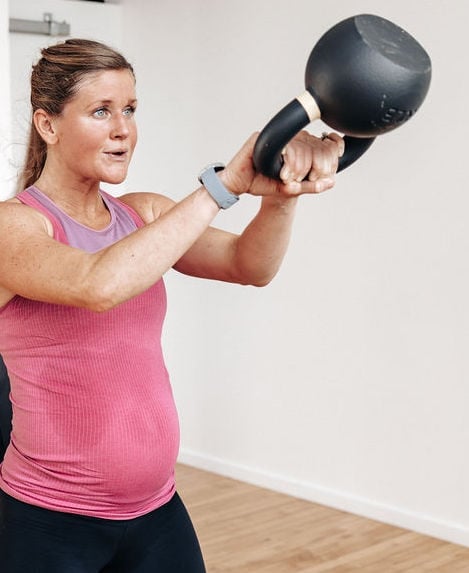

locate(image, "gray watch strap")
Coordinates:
198 163 239 210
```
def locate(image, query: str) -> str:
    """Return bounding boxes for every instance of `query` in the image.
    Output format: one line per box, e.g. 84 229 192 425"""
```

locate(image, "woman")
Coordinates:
0 39 343 572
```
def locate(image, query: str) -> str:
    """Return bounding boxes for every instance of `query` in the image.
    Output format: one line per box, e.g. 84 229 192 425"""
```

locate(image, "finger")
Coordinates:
308 137 342 180
281 140 314 183
283 175 335 196
282 131 343 184
321 132 345 157
307 153 335 181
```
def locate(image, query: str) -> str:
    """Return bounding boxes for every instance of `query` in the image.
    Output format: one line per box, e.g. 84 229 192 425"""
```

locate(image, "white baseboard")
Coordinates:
178 449 469 548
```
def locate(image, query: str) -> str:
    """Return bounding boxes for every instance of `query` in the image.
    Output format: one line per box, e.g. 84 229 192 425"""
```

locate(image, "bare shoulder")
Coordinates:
0 199 54 306
0 197 53 236
118 191 176 224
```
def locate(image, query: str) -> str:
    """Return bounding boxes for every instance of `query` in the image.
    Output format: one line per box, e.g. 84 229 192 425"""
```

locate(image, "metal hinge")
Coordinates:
9 12 70 37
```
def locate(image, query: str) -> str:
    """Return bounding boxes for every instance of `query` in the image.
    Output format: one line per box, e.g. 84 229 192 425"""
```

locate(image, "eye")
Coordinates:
123 105 136 117
93 107 109 119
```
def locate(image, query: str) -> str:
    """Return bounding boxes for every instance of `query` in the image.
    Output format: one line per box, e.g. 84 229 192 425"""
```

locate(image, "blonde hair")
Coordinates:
17 38 135 193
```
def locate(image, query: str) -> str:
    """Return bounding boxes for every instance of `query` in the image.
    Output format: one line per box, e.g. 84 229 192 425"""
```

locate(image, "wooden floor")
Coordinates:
176 464 469 573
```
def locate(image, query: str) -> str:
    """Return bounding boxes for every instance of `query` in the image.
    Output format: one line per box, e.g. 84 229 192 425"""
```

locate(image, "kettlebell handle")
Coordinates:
253 14 431 180
252 94 375 178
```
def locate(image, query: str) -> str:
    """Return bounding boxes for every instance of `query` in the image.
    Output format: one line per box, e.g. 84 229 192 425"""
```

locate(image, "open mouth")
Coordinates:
106 151 127 158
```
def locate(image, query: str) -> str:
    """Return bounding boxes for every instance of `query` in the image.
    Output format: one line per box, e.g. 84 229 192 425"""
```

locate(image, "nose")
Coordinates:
110 114 130 139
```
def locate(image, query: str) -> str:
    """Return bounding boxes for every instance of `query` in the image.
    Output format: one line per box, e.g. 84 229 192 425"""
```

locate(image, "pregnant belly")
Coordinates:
1 391 180 518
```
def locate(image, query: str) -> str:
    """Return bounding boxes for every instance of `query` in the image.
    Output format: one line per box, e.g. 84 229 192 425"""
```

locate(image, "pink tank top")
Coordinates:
0 186 179 519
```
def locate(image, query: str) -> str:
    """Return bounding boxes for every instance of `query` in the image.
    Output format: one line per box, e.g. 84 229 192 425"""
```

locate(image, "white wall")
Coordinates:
120 0 469 547
3 0 468 548
0 0 13 197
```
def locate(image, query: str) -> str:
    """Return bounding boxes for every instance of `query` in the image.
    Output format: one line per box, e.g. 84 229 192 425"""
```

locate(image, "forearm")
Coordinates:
233 194 299 286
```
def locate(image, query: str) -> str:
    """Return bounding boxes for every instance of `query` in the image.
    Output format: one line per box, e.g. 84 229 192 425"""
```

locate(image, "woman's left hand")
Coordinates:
277 130 344 195
221 130 344 198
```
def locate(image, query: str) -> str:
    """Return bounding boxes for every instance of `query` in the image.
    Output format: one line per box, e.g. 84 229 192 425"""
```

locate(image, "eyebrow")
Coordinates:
91 98 138 107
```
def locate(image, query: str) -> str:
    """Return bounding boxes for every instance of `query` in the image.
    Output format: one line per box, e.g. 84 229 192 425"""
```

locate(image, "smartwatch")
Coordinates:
198 163 239 209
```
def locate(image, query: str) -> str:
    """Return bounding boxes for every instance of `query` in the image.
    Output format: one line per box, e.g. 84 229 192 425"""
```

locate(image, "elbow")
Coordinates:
240 273 275 288
234 264 278 288
243 264 280 288
79 277 122 313
86 298 117 313
88 289 123 313
251 276 274 288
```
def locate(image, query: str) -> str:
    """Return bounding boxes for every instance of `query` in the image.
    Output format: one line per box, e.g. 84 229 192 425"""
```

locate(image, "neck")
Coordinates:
33 177 111 230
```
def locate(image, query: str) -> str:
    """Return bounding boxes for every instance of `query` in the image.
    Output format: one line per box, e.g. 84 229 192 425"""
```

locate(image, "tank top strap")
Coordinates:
100 190 145 229
17 188 68 244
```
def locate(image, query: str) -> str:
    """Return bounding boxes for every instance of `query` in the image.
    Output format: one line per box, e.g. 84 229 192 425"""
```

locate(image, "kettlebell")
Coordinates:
253 14 432 178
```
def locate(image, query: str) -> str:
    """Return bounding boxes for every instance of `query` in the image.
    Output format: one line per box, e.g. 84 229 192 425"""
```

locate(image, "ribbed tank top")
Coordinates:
0 186 179 519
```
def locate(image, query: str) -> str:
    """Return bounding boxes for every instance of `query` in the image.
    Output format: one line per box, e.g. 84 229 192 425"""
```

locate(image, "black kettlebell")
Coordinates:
253 14 432 178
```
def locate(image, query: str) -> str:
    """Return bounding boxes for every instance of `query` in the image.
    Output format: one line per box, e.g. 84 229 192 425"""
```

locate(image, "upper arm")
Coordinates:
119 191 244 283
0 202 96 308
173 227 245 283
118 191 175 225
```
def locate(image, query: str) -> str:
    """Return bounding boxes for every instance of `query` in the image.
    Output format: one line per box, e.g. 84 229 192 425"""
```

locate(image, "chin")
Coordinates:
110 177 127 185
102 173 128 185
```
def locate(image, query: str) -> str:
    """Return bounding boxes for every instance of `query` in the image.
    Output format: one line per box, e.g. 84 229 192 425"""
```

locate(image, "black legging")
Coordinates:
0 355 12 462
0 490 206 572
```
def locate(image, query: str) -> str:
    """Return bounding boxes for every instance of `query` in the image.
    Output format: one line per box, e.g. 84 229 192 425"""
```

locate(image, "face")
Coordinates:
45 69 138 186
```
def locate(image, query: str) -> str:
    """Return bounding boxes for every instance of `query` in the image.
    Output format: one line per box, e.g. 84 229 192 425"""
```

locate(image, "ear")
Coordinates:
33 109 58 144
